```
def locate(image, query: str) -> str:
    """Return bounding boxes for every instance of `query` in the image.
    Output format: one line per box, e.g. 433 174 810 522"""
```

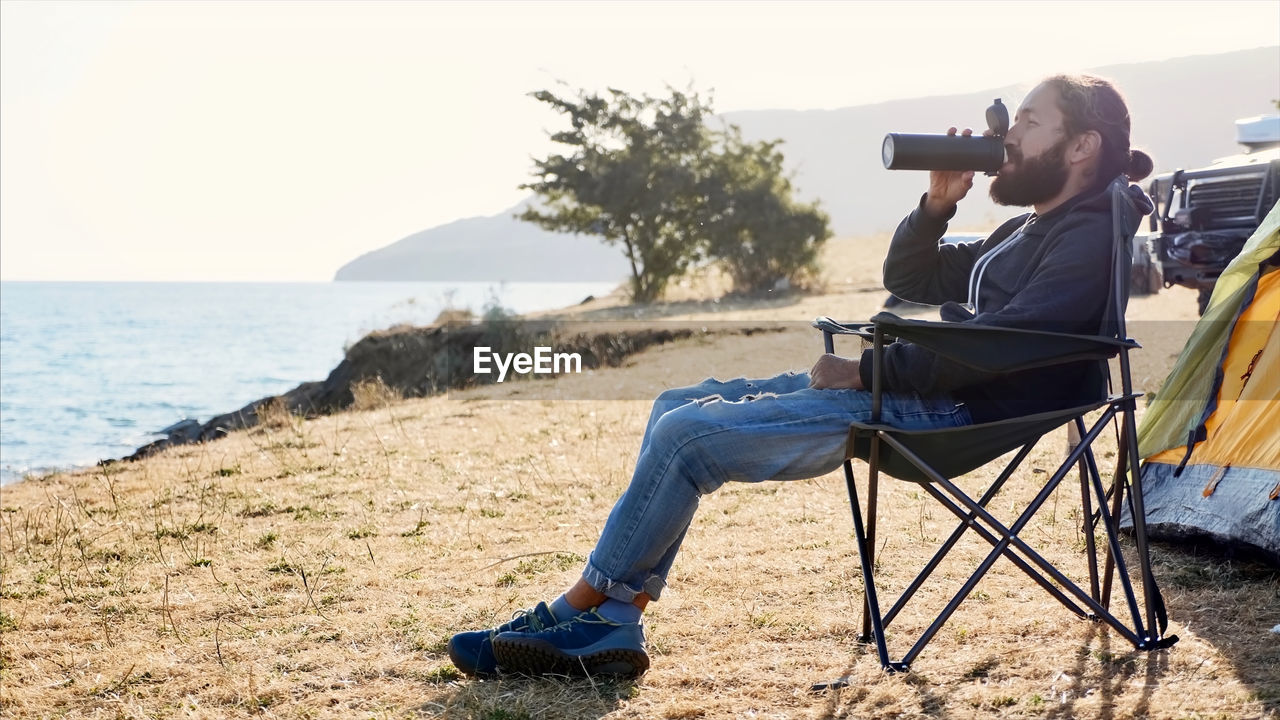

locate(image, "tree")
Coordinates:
700 129 831 293
519 86 714 303
520 85 830 302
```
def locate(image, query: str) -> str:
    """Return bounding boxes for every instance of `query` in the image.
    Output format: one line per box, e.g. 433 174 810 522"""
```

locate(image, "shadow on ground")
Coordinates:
419 674 635 719
1153 543 1280 712
805 541 1276 719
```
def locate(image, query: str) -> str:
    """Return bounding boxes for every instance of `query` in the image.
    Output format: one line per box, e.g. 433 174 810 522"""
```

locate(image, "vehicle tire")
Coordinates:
1197 287 1213 316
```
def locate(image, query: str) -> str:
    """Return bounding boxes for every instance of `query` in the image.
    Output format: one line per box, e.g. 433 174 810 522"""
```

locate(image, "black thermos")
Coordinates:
881 133 1006 172
881 98 1010 174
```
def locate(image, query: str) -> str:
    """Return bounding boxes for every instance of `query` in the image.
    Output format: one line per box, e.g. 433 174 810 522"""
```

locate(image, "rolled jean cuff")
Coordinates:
582 558 666 603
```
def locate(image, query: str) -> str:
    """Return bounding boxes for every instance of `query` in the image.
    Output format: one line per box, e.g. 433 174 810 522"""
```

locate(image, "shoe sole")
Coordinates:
493 636 650 678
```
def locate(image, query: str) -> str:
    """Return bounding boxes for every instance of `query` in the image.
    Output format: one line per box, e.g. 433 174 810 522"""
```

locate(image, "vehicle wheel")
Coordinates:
1197 287 1213 316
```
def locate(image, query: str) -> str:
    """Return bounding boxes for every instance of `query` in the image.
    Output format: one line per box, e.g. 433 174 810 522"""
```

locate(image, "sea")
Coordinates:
0 280 618 484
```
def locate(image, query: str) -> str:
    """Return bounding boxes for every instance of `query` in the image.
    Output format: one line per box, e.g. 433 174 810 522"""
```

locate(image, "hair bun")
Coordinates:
1126 149 1154 182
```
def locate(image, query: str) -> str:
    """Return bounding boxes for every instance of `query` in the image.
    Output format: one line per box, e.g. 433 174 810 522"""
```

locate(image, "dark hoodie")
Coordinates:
859 178 1154 423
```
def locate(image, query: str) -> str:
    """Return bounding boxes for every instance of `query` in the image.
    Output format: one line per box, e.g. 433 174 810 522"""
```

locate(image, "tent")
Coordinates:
1133 199 1280 565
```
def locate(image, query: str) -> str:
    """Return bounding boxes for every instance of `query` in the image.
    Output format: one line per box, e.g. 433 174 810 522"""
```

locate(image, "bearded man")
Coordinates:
447 74 1155 680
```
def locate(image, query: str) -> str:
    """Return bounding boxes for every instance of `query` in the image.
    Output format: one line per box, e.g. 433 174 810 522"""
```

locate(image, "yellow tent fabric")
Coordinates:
1147 267 1280 469
1137 199 1280 461
1132 200 1279 563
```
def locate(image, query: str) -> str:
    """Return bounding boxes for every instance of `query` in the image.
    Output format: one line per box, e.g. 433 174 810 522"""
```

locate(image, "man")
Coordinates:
447 74 1154 678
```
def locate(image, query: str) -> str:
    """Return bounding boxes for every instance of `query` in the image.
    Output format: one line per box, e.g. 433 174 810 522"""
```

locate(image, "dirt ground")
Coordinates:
2 234 1276 719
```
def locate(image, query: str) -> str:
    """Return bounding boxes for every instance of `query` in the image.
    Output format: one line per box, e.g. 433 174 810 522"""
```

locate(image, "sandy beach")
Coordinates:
2 233 1276 719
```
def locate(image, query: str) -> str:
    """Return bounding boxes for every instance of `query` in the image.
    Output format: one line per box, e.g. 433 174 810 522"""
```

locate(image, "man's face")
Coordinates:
990 83 1072 207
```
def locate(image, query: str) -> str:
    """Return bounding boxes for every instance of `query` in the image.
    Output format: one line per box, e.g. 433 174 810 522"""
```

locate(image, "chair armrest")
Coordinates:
867 311 1139 374
812 316 877 340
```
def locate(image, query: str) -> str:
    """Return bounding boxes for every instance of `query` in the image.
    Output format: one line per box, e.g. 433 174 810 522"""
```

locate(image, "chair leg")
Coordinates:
1120 406 1172 646
821 404 1175 685
813 455 896 690
841 439 1089 675
914 480 1090 621
839 453 905 672
882 442 1036 628
841 414 1139 671
1084 405 1174 648
1075 410 1176 649
1082 437 1149 640
879 421 1149 650
861 437 881 644
1101 424 1129 610
1076 418 1102 604
870 420 1134 667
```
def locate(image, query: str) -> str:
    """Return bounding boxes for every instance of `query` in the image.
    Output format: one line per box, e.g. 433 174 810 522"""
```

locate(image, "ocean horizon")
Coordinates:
0 280 618 484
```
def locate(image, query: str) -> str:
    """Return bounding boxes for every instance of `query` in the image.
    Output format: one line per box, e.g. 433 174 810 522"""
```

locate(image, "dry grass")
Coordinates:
2 235 1276 719
351 377 403 412
257 397 300 432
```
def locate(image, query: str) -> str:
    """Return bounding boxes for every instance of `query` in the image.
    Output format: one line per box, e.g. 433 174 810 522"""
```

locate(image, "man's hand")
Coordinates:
924 127 979 218
809 353 864 390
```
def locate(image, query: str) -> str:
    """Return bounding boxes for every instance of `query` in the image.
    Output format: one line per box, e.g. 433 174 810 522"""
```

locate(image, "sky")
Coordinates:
2 0 1278 282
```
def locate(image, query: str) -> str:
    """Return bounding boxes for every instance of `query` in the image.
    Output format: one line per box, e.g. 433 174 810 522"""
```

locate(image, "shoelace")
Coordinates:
539 609 617 637
487 606 549 640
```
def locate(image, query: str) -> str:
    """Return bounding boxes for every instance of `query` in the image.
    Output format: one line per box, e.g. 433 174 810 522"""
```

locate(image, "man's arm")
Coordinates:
881 196 990 304
881 128 989 305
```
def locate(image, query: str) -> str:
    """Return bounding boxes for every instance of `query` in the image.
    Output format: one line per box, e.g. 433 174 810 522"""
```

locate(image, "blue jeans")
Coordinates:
581 372 973 602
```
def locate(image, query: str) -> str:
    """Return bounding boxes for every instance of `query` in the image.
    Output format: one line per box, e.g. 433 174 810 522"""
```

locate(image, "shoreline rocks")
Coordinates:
116 319 786 463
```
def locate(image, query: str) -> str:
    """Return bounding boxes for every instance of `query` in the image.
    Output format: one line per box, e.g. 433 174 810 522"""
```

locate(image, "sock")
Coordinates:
595 598 643 624
549 594 585 623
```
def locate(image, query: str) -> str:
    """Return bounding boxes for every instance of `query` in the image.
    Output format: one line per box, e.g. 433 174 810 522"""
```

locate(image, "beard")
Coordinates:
989 137 1070 207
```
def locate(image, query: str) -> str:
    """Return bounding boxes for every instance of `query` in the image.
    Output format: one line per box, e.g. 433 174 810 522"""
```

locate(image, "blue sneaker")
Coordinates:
447 601 558 677
491 608 649 677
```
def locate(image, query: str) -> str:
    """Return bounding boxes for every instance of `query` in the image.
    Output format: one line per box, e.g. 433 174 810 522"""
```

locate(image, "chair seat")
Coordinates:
846 399 1115 483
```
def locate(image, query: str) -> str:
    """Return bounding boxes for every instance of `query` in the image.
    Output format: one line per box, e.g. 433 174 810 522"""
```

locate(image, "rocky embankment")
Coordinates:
119 320 784 462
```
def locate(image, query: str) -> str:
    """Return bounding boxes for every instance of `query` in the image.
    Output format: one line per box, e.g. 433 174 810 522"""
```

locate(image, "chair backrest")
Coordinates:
1100 176 1143 342
1097 176 1146 399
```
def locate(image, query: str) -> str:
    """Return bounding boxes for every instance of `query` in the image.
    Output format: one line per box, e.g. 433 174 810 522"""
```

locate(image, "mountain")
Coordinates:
727 46 1280 236
334 206 629 281
335 47 1280 282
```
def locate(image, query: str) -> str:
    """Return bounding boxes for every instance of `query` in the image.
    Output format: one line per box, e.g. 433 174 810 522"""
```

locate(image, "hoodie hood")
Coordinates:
1023 176 1155 237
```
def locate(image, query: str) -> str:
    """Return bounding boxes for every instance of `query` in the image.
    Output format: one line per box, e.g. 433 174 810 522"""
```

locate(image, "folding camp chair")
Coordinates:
812 178 1178 686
